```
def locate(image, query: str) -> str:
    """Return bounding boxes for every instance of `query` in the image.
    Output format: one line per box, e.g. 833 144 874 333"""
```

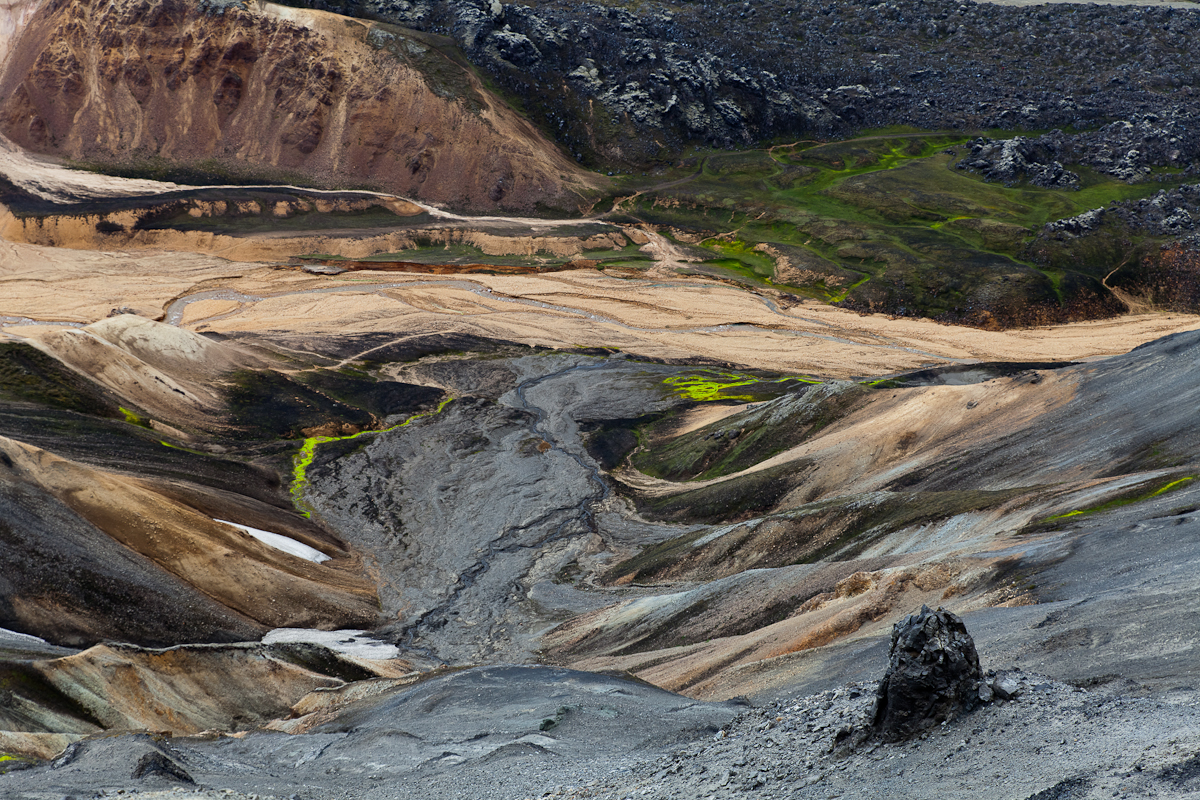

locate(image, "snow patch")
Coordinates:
216 519 331 563
262 628 401 660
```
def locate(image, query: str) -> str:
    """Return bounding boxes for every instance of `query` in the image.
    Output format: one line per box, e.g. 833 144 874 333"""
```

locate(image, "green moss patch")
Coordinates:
290 396 453 517
661 369 819 403
618 132 1191 324
0 343 121 418
1026 474 1199 533
633 382 868 481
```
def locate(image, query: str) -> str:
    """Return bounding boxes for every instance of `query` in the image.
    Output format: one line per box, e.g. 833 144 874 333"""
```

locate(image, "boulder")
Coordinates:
872 605 985 741
992 671 1023 701
131 750 194 783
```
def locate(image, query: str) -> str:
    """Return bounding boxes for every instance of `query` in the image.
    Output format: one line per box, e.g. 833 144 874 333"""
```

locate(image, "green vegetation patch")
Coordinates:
0 342 120 417
618 132 1191 323
1028 474 1198 532
634 382 869 481
138 201 433 235
298 237 644 273
67 156 319 189
290 396 453 517
662 369 818 403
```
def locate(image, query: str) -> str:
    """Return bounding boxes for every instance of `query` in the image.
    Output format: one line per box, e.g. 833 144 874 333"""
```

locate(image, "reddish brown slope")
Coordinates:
0 0 603 210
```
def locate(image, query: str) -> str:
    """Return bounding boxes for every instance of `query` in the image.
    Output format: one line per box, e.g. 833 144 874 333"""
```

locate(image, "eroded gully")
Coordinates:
398 360 615 660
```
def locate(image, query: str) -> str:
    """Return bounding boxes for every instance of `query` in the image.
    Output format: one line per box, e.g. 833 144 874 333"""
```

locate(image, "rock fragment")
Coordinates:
992 671 1023 701
131 749 194 783
872 605 984 741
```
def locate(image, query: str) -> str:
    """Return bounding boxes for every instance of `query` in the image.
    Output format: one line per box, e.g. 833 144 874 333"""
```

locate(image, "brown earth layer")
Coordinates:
0 0 603 211
294 258 600 275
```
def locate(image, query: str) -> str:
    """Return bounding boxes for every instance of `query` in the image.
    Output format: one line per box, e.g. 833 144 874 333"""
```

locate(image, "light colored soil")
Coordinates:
0 133 185 202
4 239 1200 377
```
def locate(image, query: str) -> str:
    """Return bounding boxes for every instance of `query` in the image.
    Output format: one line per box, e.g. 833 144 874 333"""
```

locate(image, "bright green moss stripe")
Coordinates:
663 370 819 402
158 440 211 456
119 406 152 428
289 396 453 517
1151 476 1196 497
1045 476 1196 522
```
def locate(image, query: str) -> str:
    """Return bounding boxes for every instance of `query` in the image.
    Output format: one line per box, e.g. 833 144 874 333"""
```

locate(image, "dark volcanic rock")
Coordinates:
131 750 194 783
957 134 1080 189
961 111 1200 191
1042 185 1200 242
872 605 985 741
275 0 1200 170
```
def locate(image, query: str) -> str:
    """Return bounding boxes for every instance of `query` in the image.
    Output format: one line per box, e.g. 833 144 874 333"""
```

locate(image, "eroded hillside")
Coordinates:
0 0 603 210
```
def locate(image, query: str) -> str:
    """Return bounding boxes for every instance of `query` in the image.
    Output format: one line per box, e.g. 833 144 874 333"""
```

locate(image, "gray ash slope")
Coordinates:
9 332 1200 796
0 666 747 800
274 0 1200 168
303 352 703 664
10 472 1200 800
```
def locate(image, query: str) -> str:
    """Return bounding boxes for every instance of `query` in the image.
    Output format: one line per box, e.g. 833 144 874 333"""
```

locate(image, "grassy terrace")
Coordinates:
59 128 1190 325
606 131 1191 325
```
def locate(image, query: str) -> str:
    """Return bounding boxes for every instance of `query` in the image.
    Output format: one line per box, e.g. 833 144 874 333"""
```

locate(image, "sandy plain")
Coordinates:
4 238 1200 378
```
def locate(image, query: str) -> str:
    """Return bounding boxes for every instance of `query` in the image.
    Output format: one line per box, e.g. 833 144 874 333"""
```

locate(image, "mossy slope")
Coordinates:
616 133 1189 325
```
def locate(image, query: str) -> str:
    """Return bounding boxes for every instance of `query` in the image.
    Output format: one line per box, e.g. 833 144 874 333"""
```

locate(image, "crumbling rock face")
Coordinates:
872 605 985 741
1078 111 1200 182
0 0 601 210
1043 207 1108 240
1041 185 1200 242
1110 186 1200 238
959 111 1200 191
957 135 1080 189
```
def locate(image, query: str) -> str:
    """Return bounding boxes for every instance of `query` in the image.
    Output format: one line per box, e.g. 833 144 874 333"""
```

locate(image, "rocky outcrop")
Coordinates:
1110 186 1200 239
8 0 1198 185
957 135 1080 189
1042 186 1200 242
0 0 603 210
872 605 985 741
960 112 1200 189
276 0 1200 171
